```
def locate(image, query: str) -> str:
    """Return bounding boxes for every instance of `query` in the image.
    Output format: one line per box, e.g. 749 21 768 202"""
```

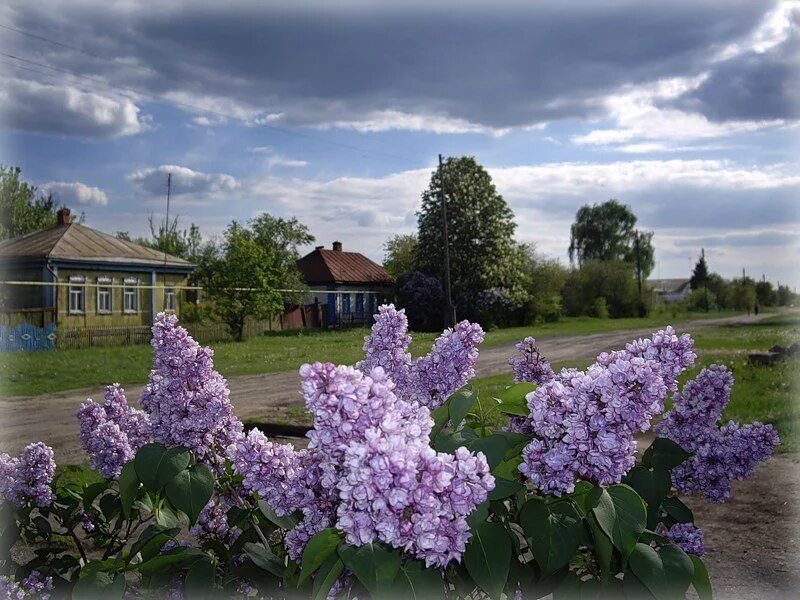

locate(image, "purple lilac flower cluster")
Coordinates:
509 337 556 386
665 522 705 556
228 362 494 568
140 313 243 467
0 571 53 600
506 337 556 435
77 384 151 478
655 365 779 502
0 442 55 509
357 304 485 410
518 328 696 495
192 496 240 544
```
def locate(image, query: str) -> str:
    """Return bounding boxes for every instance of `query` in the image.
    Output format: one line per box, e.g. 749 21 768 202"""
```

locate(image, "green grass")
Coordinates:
691 312 800 351
480 310 740 347
0 310 746 397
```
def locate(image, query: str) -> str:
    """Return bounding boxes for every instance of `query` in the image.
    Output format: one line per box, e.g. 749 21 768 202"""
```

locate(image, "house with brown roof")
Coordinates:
0 208 195 327
296 241 394 326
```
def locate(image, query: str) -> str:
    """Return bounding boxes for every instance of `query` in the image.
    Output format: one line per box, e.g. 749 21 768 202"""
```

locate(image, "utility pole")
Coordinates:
634 231 644 317
162 172 172 310
439 154 456 327
164 172 172 268
702 248 709 312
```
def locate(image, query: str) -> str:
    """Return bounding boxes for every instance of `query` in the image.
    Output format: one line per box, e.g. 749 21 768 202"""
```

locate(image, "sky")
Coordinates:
1 0 798 287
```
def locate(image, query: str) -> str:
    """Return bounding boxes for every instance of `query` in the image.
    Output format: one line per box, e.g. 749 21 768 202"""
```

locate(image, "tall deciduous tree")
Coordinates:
568 199 655 279
198 214 313 341
383 233 418 276
0 166 60 240
415 156 522 321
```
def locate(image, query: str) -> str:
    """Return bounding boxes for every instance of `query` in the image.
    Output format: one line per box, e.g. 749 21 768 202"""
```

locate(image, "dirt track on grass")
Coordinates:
1 311 797 598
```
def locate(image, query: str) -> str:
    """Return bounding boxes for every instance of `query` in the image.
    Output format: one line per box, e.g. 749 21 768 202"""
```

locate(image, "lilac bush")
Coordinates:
656 365 780 502
357 303 485 409
140 313 243 468
518 327 696 495
77 384 151 478
229 361 494 567
0 442 55 508
665 522 705 556
0 308 782 599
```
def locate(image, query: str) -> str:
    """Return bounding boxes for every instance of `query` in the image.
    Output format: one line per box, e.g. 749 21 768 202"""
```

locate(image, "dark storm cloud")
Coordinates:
2 0 775 132
671 15 800 121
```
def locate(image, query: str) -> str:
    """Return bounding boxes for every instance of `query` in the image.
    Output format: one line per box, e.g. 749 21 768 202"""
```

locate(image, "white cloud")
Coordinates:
0 77 148 138
314 109 512 136
40 181 108 206
127 165 238 196
571 75 786 151
247 147 309 168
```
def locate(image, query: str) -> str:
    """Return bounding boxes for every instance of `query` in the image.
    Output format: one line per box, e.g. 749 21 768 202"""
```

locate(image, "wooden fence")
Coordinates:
0 304 336 350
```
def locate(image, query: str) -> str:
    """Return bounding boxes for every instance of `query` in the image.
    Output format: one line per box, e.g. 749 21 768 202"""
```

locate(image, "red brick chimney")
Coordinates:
56 207 71 226
332 241 343 252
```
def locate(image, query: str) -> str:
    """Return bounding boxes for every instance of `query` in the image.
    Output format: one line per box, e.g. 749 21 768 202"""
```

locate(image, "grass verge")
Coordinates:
0 311 745 397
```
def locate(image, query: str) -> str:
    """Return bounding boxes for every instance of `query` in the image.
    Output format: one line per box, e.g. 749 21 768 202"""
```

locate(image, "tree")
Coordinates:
568 199 655 279
123 215 204 262
754 280 778 307
690 253 710 290
383 234 418 277
517 244 567 323
689 251 711 311
730 276 756 311
0 166 60 240
562 260 646 318
777 284 796 306
198 214 313 341
416 156 523 321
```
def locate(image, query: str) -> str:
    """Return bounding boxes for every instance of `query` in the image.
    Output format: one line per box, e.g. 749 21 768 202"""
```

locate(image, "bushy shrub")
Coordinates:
395 270 444 331
591 296 610 318
0 307 779 599
685 288 716 312
563 259 647 318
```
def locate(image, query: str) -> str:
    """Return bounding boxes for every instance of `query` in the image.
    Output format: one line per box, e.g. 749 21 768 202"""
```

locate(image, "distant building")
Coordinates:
0 208 195 327
297 241 394 326
647 278 692 304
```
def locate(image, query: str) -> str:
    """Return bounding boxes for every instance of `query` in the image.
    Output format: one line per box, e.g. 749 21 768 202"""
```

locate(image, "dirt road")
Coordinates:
0 311 796 598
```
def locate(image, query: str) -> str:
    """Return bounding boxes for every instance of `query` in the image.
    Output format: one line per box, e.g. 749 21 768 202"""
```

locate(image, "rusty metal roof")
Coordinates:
0 222 193 269
297 247 394 286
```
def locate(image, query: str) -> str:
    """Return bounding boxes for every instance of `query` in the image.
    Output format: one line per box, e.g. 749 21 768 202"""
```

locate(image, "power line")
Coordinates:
0 50 421 164
0 23 109 62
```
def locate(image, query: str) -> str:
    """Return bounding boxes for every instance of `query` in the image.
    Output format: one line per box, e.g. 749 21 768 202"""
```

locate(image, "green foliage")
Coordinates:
415 156 524 322
463 521 512 599
382 233 418 276
198 213 314 341
118 214 204 262
690 253 710 290
563 259 648 318
517 244 568 324
730 277 757 311
0 165 60 241
568 199 655 279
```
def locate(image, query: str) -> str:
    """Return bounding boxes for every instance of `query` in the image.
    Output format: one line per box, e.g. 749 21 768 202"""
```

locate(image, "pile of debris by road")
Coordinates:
749 343 800 366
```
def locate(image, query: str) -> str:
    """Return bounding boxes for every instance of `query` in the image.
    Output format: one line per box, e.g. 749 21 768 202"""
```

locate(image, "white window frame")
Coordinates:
164 288 177 312
96 277 113 314
123 278 139 314
68 276 85 314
